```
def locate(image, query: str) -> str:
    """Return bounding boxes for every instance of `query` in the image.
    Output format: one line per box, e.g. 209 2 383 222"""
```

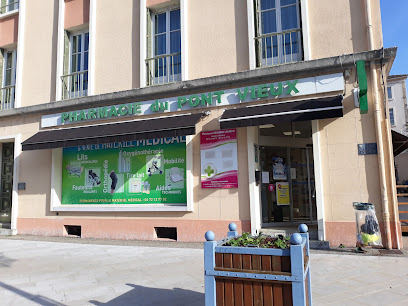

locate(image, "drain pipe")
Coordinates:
364 0 392 249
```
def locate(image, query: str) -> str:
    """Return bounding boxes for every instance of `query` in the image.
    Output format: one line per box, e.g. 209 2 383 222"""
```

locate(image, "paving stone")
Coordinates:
1 239 408 305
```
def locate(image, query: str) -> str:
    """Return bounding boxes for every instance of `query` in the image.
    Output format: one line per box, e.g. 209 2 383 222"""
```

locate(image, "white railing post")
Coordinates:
60 71 88 100
204 231 217 306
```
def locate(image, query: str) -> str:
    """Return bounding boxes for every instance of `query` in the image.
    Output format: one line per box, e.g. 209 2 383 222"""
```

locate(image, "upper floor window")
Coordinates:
0 0 19 14
255 0 302 67
61 31 89 100
146 8 181 86
389 108 395 126
0 49 17 110
387 86 393 100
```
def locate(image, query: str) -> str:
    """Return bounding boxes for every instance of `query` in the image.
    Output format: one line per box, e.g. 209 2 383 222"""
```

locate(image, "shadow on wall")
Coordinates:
349 0 369 53
234 0 250 72
50 1 59 101
132 1 140 89
89 283 204 306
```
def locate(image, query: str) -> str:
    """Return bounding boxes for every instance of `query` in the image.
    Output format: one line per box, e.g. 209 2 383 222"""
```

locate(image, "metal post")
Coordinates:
299 223 312 305
204 231 216 306
227 222 238 238
290 232 306 305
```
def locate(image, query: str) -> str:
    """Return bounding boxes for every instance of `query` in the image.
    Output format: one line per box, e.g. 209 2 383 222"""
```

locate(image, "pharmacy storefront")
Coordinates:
17 71 348 243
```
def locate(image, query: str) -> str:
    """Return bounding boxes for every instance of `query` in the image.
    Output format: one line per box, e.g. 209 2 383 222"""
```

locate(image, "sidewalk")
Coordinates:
1 237 408 305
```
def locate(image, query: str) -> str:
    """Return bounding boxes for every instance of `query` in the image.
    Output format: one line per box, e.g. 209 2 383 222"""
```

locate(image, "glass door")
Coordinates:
260 146 316 225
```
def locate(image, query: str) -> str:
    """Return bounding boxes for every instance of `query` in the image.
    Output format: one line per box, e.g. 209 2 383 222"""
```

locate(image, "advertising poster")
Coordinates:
276 182 290 206
61 137 187 205
272 157 287 180
200 129 238 188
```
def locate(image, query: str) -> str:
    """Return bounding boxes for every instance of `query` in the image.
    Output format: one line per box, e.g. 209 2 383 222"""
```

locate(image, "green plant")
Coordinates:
224 233 290 249
225 231 264 247
273 236 290 249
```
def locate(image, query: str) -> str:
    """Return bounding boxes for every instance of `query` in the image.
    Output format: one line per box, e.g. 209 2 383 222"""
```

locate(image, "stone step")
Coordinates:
0 222 11 229
260 227 329 249
261 228 318 240
0 228 13 236
309 240 330 250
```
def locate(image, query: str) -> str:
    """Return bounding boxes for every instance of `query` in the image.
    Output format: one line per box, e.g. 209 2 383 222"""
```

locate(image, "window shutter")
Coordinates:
254 0 261 68
63 31 70 76
0 0 6 14
146 8 152 59
146 8 152 85
0 48 4 88
62 31 70 99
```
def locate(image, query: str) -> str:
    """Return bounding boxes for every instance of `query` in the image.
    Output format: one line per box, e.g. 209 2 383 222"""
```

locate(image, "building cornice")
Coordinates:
0 47 397 120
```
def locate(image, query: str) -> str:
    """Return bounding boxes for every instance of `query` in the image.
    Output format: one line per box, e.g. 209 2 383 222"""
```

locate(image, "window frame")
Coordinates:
69 31 89 75
150 7 182 85
255 0 303 67
389 107 396 127
1 48 17 109
1 0 19 14
387 86 393 100
2 49 17 88
6 0 19 12
67 30 89 99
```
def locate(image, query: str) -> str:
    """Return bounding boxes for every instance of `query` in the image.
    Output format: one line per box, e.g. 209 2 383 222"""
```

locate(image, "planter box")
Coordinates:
204 224 312 306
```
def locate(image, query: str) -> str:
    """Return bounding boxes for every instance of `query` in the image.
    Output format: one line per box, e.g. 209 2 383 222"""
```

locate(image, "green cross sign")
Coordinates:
204 165 215 177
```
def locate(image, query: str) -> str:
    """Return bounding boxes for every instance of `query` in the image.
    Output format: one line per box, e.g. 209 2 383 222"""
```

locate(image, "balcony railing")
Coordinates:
0 1 19 14
255 29 302 68
0 85 15 110
146 52 181 86
61 70 88 100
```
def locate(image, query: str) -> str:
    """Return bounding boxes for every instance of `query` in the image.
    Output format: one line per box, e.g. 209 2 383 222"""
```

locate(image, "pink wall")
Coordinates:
17 218 251 242
0 14 18 47
325 221 402 249
64 0 89 30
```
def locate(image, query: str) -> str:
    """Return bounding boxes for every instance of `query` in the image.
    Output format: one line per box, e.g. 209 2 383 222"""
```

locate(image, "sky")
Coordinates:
380 0 408 77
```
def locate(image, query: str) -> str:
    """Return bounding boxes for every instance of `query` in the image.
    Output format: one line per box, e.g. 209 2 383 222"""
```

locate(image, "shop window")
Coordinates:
255 0 302 67
146 8 181 86
389 108 395 126
61 31 89 100
387 86 393 100
0 49 17 110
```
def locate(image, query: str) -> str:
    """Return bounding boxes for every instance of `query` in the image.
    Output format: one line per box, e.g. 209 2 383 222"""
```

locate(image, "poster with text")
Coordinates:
61 137 187 205
276 182 290 206
200 129 238 188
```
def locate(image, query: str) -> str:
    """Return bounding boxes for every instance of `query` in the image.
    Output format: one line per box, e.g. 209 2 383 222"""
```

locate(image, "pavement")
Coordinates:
1 236 408 305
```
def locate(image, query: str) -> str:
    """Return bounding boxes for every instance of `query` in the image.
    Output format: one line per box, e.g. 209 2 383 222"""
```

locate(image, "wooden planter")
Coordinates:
204 224 312 306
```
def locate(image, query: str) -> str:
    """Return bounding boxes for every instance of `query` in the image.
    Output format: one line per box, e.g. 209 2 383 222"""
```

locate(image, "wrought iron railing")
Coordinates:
0 1 19 14
255 29 302 68
0 85 15 110
61 70 88 100
146 52 181 86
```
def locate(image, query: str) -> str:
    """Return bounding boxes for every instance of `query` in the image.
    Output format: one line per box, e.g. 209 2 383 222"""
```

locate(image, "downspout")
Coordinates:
383 71 401 249
364 0 392 249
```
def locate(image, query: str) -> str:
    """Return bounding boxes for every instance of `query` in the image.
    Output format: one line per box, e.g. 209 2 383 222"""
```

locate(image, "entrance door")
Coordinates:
0 143 14 225
260 145 316 225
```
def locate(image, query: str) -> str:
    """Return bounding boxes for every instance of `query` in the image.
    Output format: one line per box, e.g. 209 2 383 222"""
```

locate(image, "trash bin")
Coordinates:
353 202 382 247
